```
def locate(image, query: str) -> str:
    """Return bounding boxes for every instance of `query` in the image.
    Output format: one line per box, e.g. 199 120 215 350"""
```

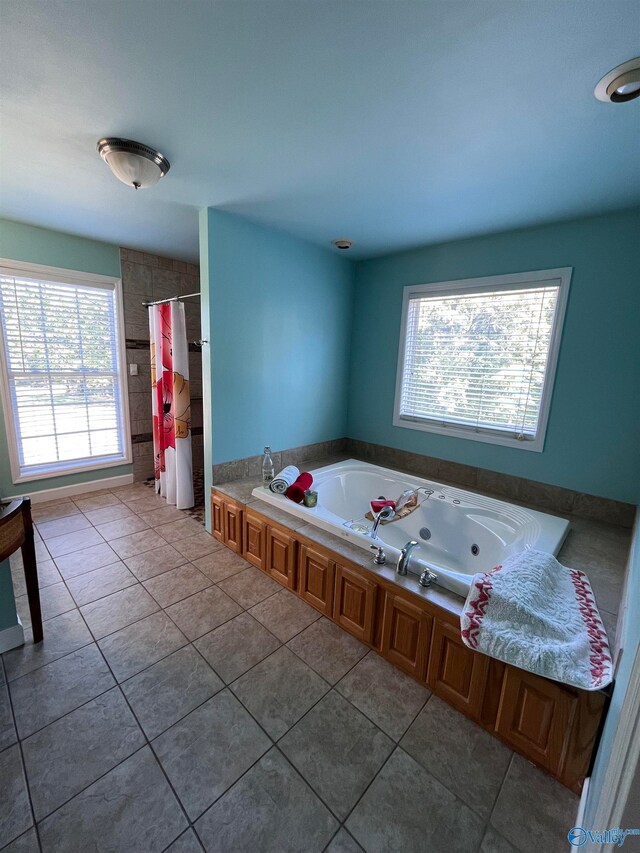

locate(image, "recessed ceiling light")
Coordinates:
97 138 170 189
595 57 640 103
332 239 353 250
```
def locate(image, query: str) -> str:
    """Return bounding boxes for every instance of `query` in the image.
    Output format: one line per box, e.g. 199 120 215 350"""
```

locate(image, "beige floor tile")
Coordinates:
37 748 187 852
165 585 242 641
172 533 219 561
65 561 137 606
280 690 393 820
124 544 189 580
400 696 512 818
336 651 430 741
249 589 320 643
36 514 92 541
31 500 81 524
121 645 223 739
83 504 136 525
490 754 578 853
195 748 337 852
94 515 150 541
73 493 123 513
191 549 248 583
154 690 270 821
143 563 212 608
16 582 75 626
54 543 120 579
121 494 168 514
46 528 105 558
109 529 165 559
156 517 206 543
231 647 329 739
195 612 281 684
137 506 188 527
98 612 188 682
287 617 368 684
346 748 484 853
81 584 159 639
218 567 281 609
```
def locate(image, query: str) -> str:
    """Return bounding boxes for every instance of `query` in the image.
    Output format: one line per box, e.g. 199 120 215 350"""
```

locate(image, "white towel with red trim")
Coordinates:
460 550 612 691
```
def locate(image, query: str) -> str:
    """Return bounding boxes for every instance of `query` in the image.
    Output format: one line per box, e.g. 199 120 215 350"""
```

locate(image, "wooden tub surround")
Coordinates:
211 487 608 794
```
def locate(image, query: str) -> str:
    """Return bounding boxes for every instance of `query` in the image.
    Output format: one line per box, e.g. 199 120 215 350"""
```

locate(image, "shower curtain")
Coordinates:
149 301 194 509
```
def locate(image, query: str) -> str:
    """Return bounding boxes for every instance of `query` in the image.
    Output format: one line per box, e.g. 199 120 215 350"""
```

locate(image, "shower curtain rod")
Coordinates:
141 292 200 307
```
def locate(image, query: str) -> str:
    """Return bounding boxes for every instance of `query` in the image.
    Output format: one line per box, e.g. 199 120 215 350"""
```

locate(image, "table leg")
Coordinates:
21 529 43 644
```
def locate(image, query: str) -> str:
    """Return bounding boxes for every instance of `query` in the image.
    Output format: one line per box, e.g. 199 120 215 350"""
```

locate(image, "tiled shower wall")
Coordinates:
119 248 204 502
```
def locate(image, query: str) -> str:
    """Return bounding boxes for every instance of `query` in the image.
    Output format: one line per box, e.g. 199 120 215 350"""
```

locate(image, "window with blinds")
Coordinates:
0 264 130 481
393 269 571 451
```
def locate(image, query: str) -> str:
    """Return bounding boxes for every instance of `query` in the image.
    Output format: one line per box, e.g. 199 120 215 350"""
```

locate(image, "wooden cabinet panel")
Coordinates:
266 526 297 588
298 544 335 616
381 593 432 680
561 690 607 794
207 496 606 794
211 493 225 543
223 502 243 554
427 619 489 717
334 564 377 643
243 510 266 570
495 668 578 775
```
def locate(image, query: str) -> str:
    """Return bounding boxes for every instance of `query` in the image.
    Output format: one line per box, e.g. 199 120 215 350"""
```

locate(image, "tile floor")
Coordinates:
0 483 579 853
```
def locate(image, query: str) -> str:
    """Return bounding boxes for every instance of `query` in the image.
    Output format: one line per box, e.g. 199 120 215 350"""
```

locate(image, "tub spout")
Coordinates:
397 540 419 576
370 504 395 539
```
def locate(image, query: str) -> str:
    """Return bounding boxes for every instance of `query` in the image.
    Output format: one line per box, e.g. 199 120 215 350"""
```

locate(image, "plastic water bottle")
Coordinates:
261 446 275 487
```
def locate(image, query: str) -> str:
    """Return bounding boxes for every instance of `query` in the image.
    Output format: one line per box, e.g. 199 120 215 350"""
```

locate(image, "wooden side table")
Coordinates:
0 498 43 643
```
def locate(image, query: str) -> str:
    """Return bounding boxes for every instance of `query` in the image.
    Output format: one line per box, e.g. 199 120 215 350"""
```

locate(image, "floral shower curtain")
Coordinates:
149 301 194 509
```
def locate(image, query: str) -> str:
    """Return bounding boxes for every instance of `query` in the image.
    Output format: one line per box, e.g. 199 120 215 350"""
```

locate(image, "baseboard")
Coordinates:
0 622 24 654
3 473 134 504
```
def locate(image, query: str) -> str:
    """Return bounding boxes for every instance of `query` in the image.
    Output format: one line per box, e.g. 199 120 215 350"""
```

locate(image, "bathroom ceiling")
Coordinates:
1 0 638 262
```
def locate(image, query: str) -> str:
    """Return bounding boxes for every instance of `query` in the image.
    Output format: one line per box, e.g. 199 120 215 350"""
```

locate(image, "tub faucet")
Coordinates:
370 504 395 539
397 540 420 575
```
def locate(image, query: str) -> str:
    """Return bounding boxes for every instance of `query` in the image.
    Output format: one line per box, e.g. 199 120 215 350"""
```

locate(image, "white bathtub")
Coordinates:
251 459 569 598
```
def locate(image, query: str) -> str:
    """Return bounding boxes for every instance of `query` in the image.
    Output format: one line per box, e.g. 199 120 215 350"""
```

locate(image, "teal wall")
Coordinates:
0 218 130 497
0 219 121 278
0 558 18 632
348 208 640 504
200 209 354 523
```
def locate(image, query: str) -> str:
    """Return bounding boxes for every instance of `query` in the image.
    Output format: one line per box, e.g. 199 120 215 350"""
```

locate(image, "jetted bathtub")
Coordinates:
252 459 570 597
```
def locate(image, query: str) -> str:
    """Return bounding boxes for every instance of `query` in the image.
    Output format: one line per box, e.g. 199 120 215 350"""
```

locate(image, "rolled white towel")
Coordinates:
269 465 300 493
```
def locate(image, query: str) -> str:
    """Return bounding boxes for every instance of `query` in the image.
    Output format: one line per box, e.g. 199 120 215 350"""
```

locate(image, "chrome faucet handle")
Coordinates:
419 568 438 588
370 544 386 565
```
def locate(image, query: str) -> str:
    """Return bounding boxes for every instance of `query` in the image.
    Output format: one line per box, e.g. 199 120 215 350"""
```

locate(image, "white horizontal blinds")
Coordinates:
0 273 126 475
399 284 560 440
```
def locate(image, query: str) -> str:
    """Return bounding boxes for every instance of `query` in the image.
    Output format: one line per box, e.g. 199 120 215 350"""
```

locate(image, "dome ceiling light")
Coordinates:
97 138 170 189
332 239 353 250
595 57 640 103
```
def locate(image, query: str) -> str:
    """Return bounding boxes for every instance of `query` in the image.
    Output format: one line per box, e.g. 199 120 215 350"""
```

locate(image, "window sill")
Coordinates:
392 414 544 452
11 454 133 485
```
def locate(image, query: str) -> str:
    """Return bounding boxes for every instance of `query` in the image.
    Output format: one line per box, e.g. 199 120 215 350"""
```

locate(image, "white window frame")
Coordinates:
392 267 572 452
0 258 133 483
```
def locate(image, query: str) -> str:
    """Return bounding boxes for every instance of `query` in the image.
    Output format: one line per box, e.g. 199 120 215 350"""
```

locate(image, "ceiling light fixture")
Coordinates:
595 57 640 103
97 137 170 189
332 239 353 250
